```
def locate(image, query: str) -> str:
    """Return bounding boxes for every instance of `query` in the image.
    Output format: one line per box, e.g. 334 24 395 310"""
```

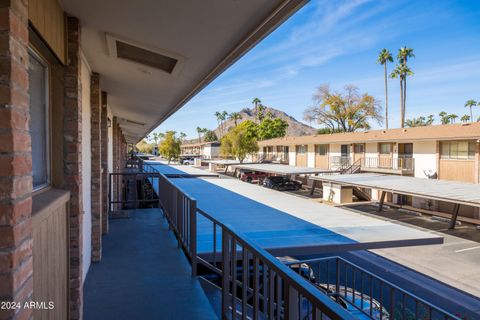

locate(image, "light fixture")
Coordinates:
107 118 112 127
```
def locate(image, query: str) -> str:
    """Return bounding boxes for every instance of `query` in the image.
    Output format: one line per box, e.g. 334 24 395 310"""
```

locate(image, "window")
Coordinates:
440 141 476 160
354 144 365 153
379 143 392 155
341 144 350 157
29 50 49 190
315 144 328 156
296 145 307 154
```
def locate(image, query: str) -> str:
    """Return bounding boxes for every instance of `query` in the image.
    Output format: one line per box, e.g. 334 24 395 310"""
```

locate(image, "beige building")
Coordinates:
259 122 480 219
180 141 220 159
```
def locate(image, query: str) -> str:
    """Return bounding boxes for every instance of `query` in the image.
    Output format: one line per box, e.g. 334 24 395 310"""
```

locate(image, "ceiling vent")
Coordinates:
106 33 186 76
118 117 145 126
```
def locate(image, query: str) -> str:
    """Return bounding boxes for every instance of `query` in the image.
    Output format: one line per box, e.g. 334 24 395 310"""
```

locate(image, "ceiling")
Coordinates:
60 0 308 143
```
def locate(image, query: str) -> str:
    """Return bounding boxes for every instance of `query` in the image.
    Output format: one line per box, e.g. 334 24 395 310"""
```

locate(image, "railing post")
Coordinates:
190 200 197 276
222 230 230 318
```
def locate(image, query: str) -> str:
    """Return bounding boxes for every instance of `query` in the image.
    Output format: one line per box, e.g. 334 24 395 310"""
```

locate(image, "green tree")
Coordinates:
159 131 181 164
449 114 458 123
220 120 259 162
179 132 187 142
136 139 153 154
397 47 415 126
252 97 265 123
258 117 288 140
303 84 382 132
377 48 393 129
151 132 160 144
228 112 242 126
404 115 434 127
460 114 470 123
439 112 449 124
390 63 413 128
464 100 477 122
196 126 203 142
203 130 218 142
214 111 222 135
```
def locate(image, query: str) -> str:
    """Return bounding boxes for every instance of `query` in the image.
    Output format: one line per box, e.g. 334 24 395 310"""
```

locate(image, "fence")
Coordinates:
362 157 415 171
143 159 356 319
137 157 456 320
283 256 460 320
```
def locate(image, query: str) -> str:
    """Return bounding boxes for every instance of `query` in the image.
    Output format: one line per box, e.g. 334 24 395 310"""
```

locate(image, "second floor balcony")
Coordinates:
330 156 415 175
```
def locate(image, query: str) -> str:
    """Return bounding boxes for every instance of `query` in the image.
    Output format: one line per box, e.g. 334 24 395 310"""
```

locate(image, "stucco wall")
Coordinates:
80 55 91 282
413 141 437 179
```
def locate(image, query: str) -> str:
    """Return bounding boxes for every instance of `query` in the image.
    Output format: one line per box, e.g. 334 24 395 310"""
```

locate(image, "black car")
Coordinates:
263 176 301 191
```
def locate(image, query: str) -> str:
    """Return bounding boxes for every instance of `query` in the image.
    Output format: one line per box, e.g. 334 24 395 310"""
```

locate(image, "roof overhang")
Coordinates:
60 0 308 143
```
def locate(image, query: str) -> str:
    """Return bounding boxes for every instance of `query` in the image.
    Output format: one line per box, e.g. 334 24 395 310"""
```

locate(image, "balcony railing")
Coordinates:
138 159 460 319
284 256 460 320
362 157 415 172
330 156 352 169
261 152 289 163
142 160 356 319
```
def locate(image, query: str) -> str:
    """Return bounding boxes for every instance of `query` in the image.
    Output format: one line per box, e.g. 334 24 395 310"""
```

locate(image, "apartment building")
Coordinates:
259 123 480 218
180 141 220 159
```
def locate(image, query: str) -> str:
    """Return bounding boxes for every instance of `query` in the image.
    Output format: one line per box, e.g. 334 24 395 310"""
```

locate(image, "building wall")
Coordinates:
289 149 296 165
413 141 437 179
365 143 377 158
80 54 92 282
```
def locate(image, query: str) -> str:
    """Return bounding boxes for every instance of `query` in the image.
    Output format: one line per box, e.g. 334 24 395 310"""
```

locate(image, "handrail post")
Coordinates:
221 230 230 318
190 200 197 276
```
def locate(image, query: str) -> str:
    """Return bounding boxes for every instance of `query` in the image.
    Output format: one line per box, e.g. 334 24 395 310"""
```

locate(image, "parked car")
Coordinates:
181 157 196 165
239 170 267 183
263 176 301 191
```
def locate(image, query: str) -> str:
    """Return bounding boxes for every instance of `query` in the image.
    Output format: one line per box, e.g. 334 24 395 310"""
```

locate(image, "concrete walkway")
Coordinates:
83 209 216 320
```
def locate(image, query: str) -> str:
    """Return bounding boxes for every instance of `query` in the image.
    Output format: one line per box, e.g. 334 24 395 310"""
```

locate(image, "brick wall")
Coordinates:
100 91 108 234
90 72 101 262
63 16 83 320
0 1 34 319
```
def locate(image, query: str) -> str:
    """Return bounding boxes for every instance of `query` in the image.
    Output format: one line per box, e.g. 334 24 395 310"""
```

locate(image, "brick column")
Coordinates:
0 1 33 320
63 16 83 320
90 73 101 261
100 91 108 234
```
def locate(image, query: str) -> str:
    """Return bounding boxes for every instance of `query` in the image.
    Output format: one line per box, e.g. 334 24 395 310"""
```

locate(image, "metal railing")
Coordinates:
362 157 415 171
108 171 160 213
330 156 352 169
137 157 455 320
261 153 289 163
141 159 356 319
284 256 460 320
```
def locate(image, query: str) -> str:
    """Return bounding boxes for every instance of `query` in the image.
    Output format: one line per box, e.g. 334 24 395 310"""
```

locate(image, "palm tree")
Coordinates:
214 111 222 135
460 115 470 123
396 47 415 126
464 100 477 122
390 64 413 128
228 112 242 126
449 114 458 124
439 111 449 124
179 132 187 142
221 110 228 134
196 126 202 142
252 97 263 123
377 49 393 129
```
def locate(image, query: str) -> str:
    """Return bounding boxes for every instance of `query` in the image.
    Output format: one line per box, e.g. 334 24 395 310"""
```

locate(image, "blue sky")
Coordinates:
156 0 480 139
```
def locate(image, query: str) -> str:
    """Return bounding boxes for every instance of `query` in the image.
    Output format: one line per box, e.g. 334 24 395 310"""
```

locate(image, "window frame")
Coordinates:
379 142 392 155
296 145 307 155
29 47 51 192
440 141 476 160
315 144 329 156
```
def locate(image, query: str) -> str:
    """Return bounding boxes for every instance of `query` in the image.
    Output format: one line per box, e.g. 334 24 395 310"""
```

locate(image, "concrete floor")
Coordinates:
83 209 217 320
